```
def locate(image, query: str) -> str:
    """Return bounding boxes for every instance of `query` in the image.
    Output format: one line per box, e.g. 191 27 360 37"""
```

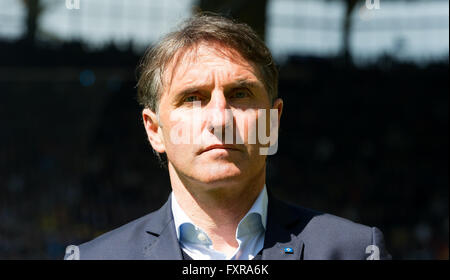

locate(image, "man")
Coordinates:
64 14 391 260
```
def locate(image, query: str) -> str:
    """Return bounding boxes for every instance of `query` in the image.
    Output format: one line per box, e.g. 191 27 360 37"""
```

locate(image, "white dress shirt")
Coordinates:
171 185 268 260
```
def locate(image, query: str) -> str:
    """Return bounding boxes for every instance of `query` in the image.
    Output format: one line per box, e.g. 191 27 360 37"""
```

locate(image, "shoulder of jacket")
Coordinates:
65 209 160 260
275 199 373 243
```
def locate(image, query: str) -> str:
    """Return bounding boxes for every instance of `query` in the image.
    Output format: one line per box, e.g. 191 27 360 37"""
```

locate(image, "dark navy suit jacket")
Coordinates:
64 194 391 260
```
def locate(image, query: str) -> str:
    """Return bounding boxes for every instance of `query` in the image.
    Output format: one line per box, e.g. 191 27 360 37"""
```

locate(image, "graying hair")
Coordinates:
136 13 278 113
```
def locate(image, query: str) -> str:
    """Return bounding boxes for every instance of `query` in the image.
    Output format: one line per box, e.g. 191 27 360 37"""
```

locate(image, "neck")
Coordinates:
169 163 266 254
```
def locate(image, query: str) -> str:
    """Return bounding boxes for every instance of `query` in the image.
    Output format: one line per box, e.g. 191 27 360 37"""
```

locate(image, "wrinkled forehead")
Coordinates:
162 41 260 92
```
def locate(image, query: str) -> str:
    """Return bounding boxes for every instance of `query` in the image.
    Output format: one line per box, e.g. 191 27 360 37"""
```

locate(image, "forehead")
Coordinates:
163 42 260 91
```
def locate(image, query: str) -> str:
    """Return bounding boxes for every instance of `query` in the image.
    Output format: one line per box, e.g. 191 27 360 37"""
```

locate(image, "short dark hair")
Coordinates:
136 13 278 113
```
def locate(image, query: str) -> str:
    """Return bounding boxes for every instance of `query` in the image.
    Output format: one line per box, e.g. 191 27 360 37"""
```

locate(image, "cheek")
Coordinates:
162 109 196 146
234 110 259 145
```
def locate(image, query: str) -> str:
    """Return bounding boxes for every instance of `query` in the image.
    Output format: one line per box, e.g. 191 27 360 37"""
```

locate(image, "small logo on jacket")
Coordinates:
284 247 294 254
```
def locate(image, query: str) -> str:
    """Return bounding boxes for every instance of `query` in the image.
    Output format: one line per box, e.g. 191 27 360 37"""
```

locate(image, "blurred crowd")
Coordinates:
0 41 448 259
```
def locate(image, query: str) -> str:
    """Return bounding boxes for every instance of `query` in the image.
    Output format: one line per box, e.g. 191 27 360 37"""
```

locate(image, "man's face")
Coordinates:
143 42 282 188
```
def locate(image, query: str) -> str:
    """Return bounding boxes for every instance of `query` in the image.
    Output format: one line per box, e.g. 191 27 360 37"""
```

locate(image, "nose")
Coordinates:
205 89 232 133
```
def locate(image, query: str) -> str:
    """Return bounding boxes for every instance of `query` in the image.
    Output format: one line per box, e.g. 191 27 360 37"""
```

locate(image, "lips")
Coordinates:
200 144 239 154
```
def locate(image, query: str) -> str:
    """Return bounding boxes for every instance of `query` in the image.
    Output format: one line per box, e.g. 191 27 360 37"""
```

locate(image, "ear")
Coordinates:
272 98 283 125
142 108 165 154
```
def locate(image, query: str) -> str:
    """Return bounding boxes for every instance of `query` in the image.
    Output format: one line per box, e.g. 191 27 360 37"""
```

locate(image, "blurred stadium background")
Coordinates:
0 0 448 259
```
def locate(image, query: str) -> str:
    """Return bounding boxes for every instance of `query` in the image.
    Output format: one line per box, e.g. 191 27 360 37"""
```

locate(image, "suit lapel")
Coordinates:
261 194 305 260
261 227 304 260
141 192 311 260
142 197 183 260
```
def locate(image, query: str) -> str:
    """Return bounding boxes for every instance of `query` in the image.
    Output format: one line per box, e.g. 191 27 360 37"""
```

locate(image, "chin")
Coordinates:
195 162 244 184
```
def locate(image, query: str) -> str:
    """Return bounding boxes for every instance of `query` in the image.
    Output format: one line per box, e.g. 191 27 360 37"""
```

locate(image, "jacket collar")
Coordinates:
142 190 312 260
142 198 183 260
261 194 306 260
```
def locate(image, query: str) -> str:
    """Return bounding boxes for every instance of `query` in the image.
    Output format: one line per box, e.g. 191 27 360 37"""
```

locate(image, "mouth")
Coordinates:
199 144 239 154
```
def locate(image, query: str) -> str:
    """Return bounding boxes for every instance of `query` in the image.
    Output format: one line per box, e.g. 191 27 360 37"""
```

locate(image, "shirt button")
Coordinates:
197 233 207 242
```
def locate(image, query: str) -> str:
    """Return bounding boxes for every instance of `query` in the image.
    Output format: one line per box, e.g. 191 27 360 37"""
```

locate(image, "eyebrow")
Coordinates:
230 79 262 90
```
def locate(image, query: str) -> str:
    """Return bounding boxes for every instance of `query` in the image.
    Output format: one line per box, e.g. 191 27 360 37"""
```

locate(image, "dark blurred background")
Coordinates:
0 0 448 259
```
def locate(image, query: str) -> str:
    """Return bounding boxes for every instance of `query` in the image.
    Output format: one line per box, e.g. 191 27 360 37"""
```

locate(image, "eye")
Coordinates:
184 95 201 102
231 90 250 99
